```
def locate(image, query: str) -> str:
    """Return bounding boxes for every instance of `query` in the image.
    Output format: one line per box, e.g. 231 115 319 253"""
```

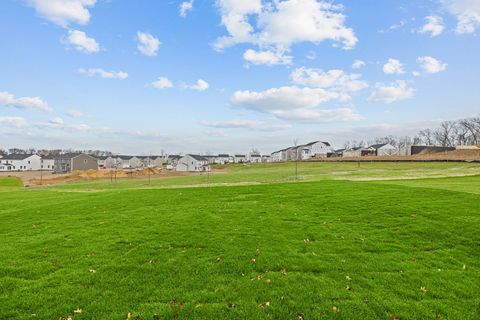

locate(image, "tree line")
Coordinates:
344 116 480 149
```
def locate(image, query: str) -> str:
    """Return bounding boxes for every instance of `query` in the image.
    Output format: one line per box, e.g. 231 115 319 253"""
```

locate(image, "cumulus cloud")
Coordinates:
368 80 414 104
66 108 85 118
214 0 357 63
26 0 96 27
417 56 448 74
290 67 368 95
180 1 194 18
65 29 100 53
50 117 65 125
419 15 445 37
441 0 480 34
243 49 292 65
352 60 365 69
200 119 292 131
231 86 361 123
383 58 405 75
0 91 53 112
79 68 128 79
137 32 160 56
0 116 28 128
185 79 209 91
151 77 174 89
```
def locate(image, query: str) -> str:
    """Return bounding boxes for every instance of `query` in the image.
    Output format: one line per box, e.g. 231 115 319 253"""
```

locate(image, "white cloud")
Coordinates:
186 79 209 91
232 86 343 111
66 108 85 118
419 15 445 37
50 117 65 125
271 108 362 123
417 56 448 74
180 1 194 18
214 0 357 58
441 0 480 34
243 49 292 65
383 58 405 75
26 0 96 28
0 91 53 112
200 119 292 131
0 116 28 128
368 80 414 104
79 68 128 79
66 29 100 53
352 60 365 69
151 77 174 89
137 32 160 56
290 67 368 94
231 86 361 123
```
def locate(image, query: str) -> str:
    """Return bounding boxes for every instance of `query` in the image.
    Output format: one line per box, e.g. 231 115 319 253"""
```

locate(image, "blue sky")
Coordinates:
0 0 479 154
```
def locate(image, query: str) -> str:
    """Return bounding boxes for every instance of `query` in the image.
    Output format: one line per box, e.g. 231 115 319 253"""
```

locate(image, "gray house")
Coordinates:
176 154 211 172
54 153 98 173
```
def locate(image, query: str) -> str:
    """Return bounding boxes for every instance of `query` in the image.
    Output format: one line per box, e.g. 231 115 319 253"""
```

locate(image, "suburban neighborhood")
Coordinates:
0 139 476 173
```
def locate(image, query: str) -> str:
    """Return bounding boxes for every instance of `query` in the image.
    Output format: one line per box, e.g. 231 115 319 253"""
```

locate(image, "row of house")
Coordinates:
0 153 98 173
271 141 334 161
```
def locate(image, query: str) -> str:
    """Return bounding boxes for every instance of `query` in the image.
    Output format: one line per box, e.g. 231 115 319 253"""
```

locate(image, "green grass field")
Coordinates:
1 162 479 319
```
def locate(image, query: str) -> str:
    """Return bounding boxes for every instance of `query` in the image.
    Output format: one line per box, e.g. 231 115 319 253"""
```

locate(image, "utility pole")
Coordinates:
293 138 299 181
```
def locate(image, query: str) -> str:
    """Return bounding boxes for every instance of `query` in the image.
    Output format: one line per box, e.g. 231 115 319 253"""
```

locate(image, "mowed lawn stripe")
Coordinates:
0 180 479 319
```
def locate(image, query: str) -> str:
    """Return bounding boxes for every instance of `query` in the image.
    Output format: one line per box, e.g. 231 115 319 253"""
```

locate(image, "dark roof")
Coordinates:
55 153 94 159
96 156 110 160
218 154 230 157
250 154 261 157
117 155 135 160
168 155 182 159
188 154 208 161
305 140 331 147
369 143 388 149
235 154 246 157
2 154 37 160
41 155 55 160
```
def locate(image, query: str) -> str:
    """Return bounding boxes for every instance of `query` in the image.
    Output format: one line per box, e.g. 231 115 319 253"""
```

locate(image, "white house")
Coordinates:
0 154 42 171
369 143 397 156
40 156 55 170
116 156 143 169
215 154 230 164
176 154 211 172
248 153 262 163
234 154 247 163
261 155 271 163
342 147 376 158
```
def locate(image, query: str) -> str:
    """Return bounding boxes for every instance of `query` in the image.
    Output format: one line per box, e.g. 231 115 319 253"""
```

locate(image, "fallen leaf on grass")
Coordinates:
149 260 156 265
85 253 94 257
280 296 285 302
346 275 352 281
420 287 428 294
345 285 352 291
228 302 236 308
89 269 96 273
84 284 92 289
303 239 310 243
391 315 399 320
462 264 467 271
256 248 261 256
216 257 221 263
74 308 82 314
280 268 288 275
298 312 305 320
32 224 36 229
266 279 272 284
42 248 49 253
259 301 270 309
251 258 256 264
332 306 339 313
127 312 131 320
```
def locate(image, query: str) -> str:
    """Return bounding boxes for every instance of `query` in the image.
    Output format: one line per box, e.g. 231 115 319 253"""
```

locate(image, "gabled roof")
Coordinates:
187 154 208 161
2 154 37 160
369 143 389 149
55 153 85 159
305 140 331 147
117 155 135 160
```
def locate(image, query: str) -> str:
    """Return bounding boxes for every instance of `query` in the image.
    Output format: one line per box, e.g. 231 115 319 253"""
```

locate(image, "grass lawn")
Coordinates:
0 163 479 319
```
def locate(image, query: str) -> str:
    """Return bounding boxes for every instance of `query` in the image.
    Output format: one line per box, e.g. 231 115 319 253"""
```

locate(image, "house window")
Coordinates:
28 161 31 164
84 159 87 164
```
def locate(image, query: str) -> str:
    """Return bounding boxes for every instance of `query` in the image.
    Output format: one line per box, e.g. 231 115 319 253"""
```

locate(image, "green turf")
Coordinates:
0 164 479 319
